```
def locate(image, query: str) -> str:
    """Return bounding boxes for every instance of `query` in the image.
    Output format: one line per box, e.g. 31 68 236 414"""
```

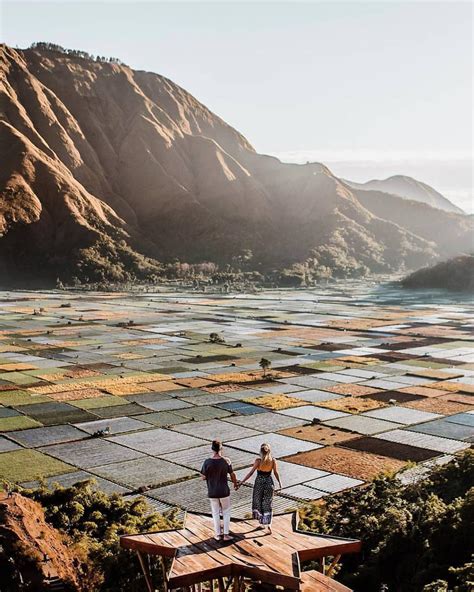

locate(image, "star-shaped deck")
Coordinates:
120 511 361 589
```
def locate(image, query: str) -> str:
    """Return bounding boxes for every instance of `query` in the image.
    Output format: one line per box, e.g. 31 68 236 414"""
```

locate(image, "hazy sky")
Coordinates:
2 0 472 211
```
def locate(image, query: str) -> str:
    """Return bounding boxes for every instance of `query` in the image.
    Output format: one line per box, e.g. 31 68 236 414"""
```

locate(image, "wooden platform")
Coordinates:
120 511 361 590
301 570 352 592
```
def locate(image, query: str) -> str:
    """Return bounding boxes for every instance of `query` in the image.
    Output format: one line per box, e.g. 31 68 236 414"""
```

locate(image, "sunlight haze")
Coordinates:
2 0 472 210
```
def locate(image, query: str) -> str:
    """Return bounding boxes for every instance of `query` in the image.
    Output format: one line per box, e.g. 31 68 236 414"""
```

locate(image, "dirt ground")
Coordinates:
278 425 355 446
0 493 84 591
283 446 407 480
402 397 472 415
318 396 386 414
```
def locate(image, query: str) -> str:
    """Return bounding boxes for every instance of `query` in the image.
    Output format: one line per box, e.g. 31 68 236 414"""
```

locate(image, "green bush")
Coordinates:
20 480 181 592
299 450 474 592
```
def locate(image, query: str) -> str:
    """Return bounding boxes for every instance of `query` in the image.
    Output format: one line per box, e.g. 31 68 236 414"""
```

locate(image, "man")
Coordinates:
201 439 238 541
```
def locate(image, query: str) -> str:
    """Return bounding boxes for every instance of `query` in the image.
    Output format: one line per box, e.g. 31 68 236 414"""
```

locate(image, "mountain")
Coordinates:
402 255 474 292
1 43 472 285
343 175 464 214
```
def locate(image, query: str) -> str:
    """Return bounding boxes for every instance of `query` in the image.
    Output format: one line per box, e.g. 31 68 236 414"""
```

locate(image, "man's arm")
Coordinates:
226 458 238 490
230 470 238 490
200 461 207 481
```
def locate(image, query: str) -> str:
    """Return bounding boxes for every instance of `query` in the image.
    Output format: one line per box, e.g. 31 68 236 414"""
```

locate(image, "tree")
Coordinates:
209 332 225 344
17 480 181 592
299 449 474 592
259 358 271 377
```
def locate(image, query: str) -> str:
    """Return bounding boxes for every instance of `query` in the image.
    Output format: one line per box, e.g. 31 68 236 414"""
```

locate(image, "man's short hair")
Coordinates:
211 439 223 452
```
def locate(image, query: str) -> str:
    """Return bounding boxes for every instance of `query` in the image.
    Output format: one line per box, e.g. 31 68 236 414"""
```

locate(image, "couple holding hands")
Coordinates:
200 439 282 541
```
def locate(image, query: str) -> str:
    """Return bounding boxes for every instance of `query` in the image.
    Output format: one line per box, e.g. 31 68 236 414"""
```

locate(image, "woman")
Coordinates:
238 443 282 534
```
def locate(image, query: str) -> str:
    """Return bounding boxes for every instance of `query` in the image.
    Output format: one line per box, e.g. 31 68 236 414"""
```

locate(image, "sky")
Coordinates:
1 0 472 211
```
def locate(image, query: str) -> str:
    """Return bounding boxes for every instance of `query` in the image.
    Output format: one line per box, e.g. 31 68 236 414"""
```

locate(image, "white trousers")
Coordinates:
209 496 231 536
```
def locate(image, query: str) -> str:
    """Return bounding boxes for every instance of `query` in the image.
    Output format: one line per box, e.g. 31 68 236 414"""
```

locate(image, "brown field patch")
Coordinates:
245 394 305 410
284 446 407 480
203 384 247 393
318 397 386 414
336 356 381 366
402 397 472 415
439 393 474 405
103 384 151 396
279 425 354 446
47 388 105 402
0 363 37 372
407 369 465 380
424 381 474 394
324 384 382 397
143 381 184 392
398 386 448 398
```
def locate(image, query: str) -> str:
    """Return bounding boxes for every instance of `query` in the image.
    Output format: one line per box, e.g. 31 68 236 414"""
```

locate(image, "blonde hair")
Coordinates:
260 443 273 465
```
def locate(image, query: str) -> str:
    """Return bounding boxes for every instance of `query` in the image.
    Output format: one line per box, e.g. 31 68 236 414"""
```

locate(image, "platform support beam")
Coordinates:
136 550 154 592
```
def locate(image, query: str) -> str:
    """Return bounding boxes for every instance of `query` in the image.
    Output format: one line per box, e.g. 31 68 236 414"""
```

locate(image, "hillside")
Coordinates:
402 254 474 292
0 493 84 591
1 43 472 284
344 175 464 214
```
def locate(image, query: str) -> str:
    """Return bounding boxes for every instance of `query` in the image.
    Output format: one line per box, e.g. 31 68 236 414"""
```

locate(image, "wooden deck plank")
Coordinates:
120 511 361 590
301 570 352 592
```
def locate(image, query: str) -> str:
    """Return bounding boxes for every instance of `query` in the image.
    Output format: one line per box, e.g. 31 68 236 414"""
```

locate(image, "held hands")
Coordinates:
234 480 242 491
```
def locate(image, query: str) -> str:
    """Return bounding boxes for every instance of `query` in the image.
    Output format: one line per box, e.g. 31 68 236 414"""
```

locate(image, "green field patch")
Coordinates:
402 360 450 369
0 390 49 406
0 448 74 484
301 362 348 372
0 415 43 431
0 372 43 385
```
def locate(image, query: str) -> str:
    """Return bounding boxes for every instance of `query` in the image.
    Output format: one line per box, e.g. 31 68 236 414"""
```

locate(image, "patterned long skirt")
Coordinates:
252 473 274 525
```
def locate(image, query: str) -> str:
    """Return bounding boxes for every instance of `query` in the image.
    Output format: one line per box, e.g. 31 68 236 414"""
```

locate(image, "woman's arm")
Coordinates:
273 459 282 490
239 459 260 486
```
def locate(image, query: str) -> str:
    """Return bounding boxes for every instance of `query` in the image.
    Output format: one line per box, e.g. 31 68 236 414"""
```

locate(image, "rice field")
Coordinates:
0 283 472 516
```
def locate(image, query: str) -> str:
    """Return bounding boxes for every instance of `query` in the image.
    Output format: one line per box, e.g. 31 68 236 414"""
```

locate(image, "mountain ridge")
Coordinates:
1 43 472 284
343 175 464 214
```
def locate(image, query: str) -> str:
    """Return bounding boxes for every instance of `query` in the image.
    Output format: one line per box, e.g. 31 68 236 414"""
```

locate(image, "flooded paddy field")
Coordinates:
0 283 473 515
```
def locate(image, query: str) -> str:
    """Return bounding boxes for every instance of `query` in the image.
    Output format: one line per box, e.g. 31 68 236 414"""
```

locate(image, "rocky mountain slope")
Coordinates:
1 43 472 284
344 175 464 214
0 493 84 591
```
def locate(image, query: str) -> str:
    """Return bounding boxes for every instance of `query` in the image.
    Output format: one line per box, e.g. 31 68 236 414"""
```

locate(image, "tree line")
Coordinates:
28 42 126 65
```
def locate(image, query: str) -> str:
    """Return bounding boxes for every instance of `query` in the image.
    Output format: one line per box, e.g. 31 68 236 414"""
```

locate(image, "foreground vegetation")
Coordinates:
4 482 181 592
300 449 474 591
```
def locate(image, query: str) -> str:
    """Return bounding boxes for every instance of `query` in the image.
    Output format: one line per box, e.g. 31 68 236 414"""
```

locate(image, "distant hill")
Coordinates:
1 43 472 284
344 175 464 214
401 254 474 291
